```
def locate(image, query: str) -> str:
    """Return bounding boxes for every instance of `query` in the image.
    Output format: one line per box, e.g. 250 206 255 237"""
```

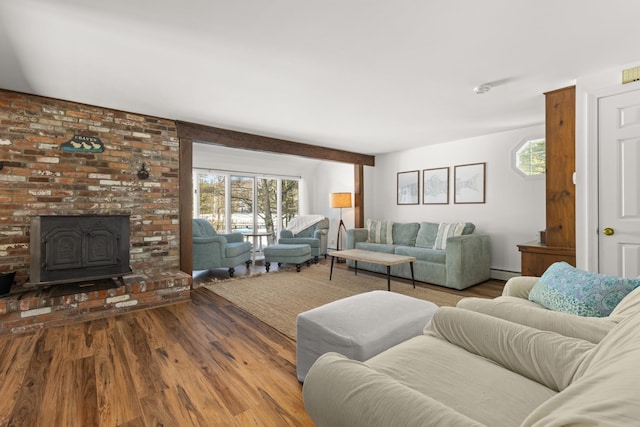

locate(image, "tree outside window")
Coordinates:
195 171 299 239
515 138 545 177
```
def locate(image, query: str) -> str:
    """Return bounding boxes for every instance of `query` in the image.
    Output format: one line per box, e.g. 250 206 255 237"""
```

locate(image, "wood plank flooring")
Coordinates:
0 263 504 426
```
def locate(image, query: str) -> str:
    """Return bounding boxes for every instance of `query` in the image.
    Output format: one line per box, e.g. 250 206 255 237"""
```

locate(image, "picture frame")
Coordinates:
397 170 420 205
422 167 449 204
454 162 486 204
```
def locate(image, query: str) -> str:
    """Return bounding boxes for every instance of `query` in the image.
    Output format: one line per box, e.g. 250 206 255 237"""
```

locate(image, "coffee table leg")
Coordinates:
330 256 335 280
354 260 358 275
386 266 391 291
410 262 415 288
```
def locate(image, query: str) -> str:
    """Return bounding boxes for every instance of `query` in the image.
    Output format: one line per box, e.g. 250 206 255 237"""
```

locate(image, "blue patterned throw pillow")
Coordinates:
529 262 640 317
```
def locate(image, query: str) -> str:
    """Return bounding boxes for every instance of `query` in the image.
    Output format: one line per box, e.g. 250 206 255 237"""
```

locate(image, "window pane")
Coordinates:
231 176 254 232
281 179 299 228
516 138 545 176
197 173 225 231
257 178 278 243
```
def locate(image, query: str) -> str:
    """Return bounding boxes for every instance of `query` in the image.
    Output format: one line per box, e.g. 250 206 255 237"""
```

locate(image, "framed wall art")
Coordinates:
454 162 486 204
422 167 449 204
397 170 419 205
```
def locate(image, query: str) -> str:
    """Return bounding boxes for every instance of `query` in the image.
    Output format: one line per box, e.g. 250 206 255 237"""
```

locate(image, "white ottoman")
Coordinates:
296 290 438 382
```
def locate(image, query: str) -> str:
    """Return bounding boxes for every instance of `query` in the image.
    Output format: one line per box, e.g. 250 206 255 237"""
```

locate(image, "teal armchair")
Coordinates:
279 217 330 261
192 219 252 277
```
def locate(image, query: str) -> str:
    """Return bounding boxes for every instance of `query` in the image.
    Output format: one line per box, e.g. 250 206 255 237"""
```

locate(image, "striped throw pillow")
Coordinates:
433 222 465 250
366 219 393 244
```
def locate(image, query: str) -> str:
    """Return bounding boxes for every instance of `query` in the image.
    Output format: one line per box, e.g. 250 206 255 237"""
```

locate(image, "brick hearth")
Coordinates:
0 272 191 336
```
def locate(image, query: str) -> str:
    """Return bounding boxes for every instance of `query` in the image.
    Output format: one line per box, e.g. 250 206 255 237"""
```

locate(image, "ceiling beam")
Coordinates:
176 120 375 166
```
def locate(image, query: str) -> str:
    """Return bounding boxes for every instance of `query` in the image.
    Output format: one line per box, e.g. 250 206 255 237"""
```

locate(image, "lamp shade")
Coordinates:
330 192 352 209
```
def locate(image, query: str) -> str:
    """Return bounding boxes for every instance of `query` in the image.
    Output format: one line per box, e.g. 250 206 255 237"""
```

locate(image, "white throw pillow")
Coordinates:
366 219 393 244
433 222 465 250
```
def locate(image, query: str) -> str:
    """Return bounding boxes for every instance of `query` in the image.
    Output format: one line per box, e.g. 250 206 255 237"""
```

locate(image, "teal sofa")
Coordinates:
346 221 490 290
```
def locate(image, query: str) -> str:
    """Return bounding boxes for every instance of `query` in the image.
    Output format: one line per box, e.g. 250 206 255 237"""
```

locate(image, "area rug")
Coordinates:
203 264 463 340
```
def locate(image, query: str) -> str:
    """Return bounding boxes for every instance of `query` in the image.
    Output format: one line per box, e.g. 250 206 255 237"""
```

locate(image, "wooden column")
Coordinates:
354 164 365 228
179 138 193 275
545 85 576 248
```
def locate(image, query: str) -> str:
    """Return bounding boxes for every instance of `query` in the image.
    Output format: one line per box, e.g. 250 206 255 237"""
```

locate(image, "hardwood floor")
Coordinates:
0 263 504 426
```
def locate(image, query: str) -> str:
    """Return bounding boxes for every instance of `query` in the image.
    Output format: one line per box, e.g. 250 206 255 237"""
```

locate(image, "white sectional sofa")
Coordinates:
302 273 640 426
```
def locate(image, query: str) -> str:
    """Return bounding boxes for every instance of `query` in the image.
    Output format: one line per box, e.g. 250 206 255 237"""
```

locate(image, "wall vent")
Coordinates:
622 66 640 84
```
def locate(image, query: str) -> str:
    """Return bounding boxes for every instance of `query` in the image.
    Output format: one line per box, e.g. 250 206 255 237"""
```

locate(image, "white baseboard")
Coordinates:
490 269 520 281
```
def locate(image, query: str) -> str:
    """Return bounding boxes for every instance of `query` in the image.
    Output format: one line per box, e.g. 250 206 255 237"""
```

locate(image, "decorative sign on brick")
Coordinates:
61 134 105 153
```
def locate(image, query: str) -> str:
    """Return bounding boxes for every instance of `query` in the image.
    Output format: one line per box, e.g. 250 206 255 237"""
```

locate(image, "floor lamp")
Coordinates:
330 192 352 261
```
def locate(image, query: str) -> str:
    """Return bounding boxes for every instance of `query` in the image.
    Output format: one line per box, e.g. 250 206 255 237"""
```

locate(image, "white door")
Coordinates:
598 89 640 277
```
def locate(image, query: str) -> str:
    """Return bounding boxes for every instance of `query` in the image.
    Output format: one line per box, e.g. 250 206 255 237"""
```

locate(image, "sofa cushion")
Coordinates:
365 335 556 426
433 222 465 250
395 245 446 263
355 242 396 254
610 286 640 319
415 222 475 249
462 223 476 235
457 296 615 344
529 262 640 317
391 222 420 246
225 241 251 258
521 308 640 425
415 222 438 248
366 219 393 244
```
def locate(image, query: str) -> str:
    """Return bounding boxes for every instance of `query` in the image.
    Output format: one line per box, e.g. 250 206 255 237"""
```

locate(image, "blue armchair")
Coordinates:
192 219 252 277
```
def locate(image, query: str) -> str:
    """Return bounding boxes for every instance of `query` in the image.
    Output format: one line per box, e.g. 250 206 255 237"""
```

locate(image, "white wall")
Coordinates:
369 124 546 274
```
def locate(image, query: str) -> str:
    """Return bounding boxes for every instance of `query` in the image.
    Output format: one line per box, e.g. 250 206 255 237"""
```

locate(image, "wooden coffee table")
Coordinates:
329 249 416 291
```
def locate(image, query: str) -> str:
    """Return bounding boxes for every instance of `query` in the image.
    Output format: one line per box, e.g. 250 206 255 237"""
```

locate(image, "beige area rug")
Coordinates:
203 264 463 340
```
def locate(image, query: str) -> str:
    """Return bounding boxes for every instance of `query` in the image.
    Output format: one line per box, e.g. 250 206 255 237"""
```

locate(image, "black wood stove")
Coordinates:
29 215 131 287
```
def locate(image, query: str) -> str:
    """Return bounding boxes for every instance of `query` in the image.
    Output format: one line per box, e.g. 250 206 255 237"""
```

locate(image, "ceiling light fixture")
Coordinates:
474 83 492 95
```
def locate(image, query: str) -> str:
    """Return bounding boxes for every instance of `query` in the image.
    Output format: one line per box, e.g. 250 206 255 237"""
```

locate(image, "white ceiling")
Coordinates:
1 0 638 155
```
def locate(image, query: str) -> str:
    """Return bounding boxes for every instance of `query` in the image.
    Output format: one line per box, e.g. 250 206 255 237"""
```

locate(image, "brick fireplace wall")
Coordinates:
0 89 190 334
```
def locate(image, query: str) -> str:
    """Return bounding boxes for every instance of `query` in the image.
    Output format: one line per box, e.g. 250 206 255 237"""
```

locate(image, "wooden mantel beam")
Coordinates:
176 120 375 167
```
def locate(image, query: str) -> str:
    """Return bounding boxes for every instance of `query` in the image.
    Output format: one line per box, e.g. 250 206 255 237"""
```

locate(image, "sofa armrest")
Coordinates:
425 307 594 392
456 296 615 343
303 352 486 427
192 236 228 267
444 234 491 289
313 229 327 239
346 228 368 249
503 276 539 298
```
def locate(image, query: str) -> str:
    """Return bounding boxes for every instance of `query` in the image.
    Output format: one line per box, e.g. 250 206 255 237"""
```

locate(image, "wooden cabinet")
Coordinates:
518 241 576 277
518 86 576 275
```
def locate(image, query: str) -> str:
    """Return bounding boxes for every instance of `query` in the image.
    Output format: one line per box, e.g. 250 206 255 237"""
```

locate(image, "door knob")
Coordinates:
603 227 614 236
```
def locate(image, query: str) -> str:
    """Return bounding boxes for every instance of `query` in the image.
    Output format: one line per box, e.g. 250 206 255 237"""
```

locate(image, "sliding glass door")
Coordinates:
281 179 299 229
257 177 277 243
230 175 254 232
194 170 299 239
195 173 226 231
